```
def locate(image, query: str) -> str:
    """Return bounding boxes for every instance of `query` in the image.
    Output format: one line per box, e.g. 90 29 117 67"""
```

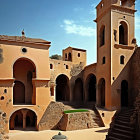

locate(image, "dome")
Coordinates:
52 132 67 139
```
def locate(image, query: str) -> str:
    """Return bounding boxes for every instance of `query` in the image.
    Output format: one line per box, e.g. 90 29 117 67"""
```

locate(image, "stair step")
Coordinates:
106 136 122 140
114 124 134 131
112 128 134 136
115 120 132 126
110 132 133 140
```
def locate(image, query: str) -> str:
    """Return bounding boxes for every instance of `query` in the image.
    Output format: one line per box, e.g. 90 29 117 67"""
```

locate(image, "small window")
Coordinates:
102 57 106 64
1 96 4 100
120 55 124 64
78 53 80 57
50 64 53 69
4 89 7 93
66 65 69 69
22 48 27 53
101 3 104 8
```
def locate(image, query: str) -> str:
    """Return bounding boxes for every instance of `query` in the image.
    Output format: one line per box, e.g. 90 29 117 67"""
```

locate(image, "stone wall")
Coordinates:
130 48 140 105
38 101 72 130
0 110 9 140
58 112 94 131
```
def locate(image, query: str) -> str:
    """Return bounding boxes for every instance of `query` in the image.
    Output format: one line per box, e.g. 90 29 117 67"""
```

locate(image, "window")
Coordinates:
101 3 104 8
68 53 72 61
120 55 124 64
65 53 67 59
1 96 4 100
78 53 80 57
102 57 105 64
119 21 128 45
66 65 69 69
22 48 27 53
50 64 53 69
4 89 7 93
100 25 105 47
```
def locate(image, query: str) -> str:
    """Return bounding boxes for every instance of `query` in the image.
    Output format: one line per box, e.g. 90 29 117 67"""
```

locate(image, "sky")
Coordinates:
0 0 140 65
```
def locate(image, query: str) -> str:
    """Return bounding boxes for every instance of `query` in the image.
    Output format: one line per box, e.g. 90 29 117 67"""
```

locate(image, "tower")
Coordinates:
95 0 136 110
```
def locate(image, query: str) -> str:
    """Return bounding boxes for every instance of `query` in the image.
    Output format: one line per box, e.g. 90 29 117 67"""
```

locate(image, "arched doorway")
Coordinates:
56 74 70 101
119 21 128 45
121 80 128 107
10 109 37 130
13 81 25 104
86 74 96 102
73 78 84 102
13 58 36 105
98 78 105 107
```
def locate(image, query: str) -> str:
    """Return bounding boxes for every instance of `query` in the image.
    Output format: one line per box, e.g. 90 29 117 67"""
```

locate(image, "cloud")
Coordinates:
62 19 96 37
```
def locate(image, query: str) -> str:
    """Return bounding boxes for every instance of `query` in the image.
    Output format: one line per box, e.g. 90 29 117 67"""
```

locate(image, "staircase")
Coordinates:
106 108 136 140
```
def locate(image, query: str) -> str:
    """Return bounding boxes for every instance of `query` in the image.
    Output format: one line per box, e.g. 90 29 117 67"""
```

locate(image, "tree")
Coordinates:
50 54 62 60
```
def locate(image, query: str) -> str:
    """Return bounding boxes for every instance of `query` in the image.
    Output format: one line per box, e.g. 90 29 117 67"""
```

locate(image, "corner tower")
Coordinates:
95 0 136 110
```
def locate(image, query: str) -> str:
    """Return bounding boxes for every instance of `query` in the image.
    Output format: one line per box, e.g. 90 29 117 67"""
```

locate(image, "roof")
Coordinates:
64 46 86 52
0 35 51 45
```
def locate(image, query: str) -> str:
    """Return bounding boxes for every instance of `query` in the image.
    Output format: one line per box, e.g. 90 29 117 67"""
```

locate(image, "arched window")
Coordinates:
120 55 124 64
65 53 67 59
102 57 106 64
100 25 105 47
68 53 72 61
50 64 53 69
66 65 69 69
78 53 80 57
119 21 128 45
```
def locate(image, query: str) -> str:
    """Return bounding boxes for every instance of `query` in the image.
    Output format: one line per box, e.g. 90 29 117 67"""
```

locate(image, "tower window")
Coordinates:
101 3 104 8
120 1 122 6
4 89 7 93
50 64 53 69
102 57 106 64
78 53 80 57
119 21 128 45
65 53 67 59
120 55 124 64
100 25 105 47
68 53 72 61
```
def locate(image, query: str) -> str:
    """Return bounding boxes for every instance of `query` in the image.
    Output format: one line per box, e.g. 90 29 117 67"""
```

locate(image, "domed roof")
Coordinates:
52 132 67 139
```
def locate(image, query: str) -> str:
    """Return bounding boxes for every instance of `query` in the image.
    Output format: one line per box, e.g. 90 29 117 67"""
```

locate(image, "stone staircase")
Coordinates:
106 108 136 140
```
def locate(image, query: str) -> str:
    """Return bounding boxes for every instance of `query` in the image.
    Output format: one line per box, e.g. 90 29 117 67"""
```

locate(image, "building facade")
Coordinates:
0 0 139 132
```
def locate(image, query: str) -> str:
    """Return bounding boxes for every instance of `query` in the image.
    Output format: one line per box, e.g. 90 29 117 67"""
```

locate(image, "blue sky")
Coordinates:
0 0 140 65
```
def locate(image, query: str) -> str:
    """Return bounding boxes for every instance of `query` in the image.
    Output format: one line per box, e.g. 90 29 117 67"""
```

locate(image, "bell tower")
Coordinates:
95 0 136 110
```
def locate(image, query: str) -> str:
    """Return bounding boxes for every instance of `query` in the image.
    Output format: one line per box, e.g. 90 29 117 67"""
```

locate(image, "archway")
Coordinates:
73 78 84 102
56 74 70 101
119 21 128 45
86 74 96 102
98 78 105 107
13 81 25 104
121 80 128 107
13 58 36 105
9 109 37 130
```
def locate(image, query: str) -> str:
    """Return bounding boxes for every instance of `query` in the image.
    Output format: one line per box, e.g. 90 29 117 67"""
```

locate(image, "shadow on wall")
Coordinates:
111 48 138 109
0 48 4 63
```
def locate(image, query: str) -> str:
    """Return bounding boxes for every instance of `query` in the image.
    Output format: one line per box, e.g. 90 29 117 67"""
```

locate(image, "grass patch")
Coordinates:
63 109 89 114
